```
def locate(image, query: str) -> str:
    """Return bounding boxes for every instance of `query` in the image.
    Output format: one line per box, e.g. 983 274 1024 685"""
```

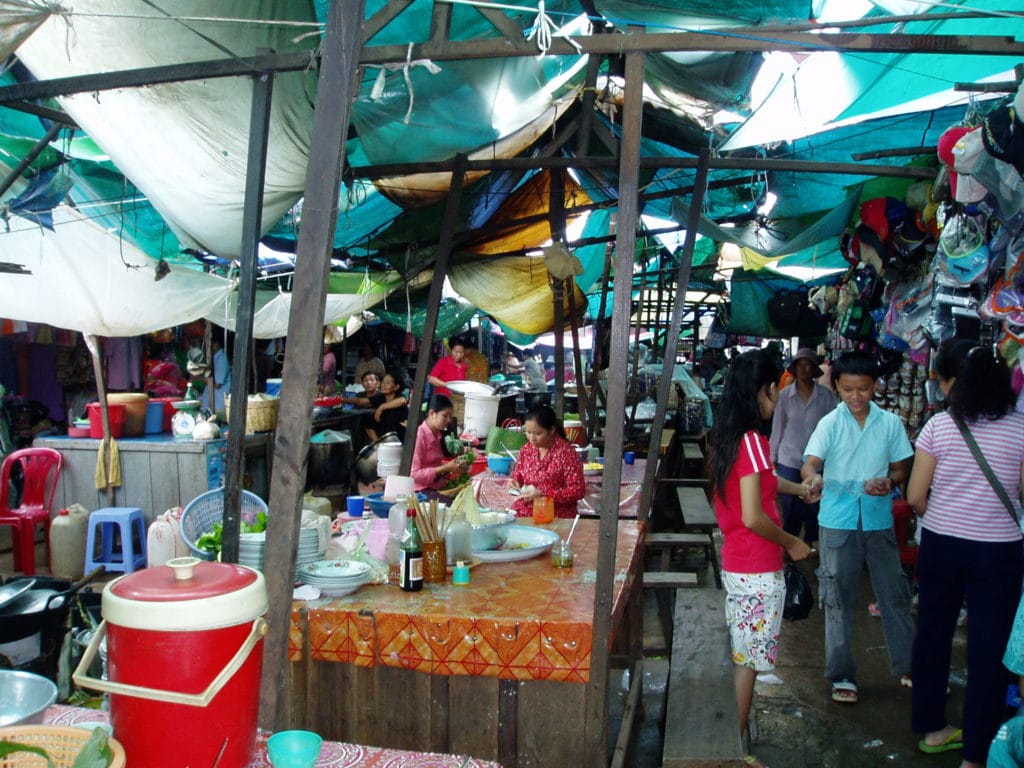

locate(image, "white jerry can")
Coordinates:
147 506 188 567
49 503 91 580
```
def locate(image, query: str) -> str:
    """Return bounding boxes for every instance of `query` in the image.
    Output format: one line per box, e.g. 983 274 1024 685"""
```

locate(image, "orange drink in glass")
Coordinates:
532 495 554 524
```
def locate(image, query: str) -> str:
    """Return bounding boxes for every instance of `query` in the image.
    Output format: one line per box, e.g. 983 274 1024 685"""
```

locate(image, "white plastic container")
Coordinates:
463 394 501 438
49 504 90 580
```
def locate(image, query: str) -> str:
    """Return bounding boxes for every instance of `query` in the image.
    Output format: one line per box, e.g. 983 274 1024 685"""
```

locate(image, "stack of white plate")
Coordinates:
294 527 325 578
298 559 372 598
238 532 266 571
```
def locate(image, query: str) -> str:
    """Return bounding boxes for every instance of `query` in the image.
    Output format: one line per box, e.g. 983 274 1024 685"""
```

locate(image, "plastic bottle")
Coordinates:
399 509 423 592
49 505 90 579
387 495 408 585
444 510 472 566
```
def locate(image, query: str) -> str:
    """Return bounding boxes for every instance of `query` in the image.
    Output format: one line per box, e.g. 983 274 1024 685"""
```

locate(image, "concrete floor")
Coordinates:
615 558 973 768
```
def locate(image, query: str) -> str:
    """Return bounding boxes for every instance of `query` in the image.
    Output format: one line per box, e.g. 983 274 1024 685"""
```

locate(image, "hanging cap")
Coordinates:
938 126 989 203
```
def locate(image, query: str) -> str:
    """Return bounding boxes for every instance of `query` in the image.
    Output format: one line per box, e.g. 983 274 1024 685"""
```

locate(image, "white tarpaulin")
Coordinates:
206 288 391 340
0 0 53 60
14 0 318 258
0 206 233 335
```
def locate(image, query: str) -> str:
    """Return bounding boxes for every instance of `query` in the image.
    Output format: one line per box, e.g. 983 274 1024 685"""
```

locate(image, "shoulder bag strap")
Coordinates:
951 414 1020 525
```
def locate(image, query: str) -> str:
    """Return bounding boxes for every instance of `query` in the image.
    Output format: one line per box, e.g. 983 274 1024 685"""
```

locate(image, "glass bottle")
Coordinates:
399 508 423 592
387 495 408 585
444 510 472 566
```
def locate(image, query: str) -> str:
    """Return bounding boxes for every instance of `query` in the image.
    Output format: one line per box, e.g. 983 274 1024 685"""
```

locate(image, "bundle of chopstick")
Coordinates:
409 496 452 543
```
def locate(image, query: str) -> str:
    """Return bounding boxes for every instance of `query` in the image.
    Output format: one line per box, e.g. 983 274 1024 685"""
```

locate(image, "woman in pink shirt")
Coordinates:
411 394 471 496
907 340 1024 764
509 406 585 519
707 350 813 768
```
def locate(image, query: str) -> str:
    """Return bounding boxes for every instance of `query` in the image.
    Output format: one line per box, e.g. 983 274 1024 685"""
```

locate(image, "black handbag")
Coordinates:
783 563 813 621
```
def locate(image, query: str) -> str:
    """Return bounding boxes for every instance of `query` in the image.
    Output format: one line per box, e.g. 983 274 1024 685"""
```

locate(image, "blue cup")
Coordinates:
346 495 365 517
623 451 635 465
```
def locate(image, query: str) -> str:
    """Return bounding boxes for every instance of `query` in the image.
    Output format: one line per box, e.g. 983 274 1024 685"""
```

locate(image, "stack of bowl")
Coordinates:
294 528 325 579
298 559 371 598
237 532 266 571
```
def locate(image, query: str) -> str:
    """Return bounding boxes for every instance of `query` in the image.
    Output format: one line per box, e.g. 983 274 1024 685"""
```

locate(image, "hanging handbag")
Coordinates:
783 563 813 621
951 414 1021 526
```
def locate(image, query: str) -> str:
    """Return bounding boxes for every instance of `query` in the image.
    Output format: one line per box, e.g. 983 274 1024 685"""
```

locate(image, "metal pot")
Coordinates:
307 430 353 490
0 567 105 644
352 432 401 485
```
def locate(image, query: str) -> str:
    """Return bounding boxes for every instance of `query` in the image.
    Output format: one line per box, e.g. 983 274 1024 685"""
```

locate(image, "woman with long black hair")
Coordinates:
707 349 813 768
907 340 1024 765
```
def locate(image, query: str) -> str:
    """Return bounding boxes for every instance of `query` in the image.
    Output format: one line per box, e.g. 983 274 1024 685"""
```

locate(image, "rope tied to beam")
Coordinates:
367 42 441 125
525 1 582 57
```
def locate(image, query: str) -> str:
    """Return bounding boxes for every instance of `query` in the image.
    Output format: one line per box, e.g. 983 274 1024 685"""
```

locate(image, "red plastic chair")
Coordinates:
0 447 63 575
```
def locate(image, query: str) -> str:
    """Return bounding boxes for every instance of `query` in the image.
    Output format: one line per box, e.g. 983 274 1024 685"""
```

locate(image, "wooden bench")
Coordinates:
661 587 745 768
673 487 722 588
681 442 703 462
660 428 675 457
643 533 705 652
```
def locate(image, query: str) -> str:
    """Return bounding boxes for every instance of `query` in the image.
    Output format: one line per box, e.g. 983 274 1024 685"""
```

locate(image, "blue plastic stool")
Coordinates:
85 507 148 574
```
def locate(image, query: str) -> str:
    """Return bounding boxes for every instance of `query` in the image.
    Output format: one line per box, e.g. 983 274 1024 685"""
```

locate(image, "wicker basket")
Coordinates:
180 487 269 560
449 392 466 427
0 725 126 767
225 394 279 434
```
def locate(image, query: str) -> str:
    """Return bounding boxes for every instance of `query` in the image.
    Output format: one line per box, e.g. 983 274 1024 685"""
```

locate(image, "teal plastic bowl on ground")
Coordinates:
267 730 322 768
486 454 514 475
365 492 427 518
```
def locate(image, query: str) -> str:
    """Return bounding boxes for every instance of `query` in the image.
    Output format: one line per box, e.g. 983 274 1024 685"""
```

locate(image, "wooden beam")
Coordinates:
259 0 365 731
361 0 415 44
400 153 469 474
638 149 712 525
348 154 937 179
1 101 77 126
0 121 63 198
0 51 311 105
222 70 274 564
586 26 645 767
357 29 1024 66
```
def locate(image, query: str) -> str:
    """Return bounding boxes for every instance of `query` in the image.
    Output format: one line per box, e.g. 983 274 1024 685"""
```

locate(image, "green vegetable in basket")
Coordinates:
71 728 114 768
0 742 56 768
196 510 268 555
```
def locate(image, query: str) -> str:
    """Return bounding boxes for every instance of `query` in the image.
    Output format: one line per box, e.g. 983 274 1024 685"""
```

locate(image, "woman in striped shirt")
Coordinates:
907 340 1024 766
708 349 813 768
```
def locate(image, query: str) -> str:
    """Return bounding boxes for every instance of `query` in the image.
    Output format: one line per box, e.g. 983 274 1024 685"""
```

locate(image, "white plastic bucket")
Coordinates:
463 394 501 438
376 441 402 478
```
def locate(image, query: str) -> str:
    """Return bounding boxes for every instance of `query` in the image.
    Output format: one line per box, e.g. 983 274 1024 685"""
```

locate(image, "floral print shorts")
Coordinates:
723 570 785 672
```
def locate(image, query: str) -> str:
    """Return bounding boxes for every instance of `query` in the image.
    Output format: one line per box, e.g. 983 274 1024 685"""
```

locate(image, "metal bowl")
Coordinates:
470 511 516 551
0 670 58 727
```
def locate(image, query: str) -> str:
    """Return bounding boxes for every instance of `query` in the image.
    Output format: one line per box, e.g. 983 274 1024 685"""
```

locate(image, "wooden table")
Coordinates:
34 432 272 523
471 459 648 519
285 518 644 767
43 704 501 767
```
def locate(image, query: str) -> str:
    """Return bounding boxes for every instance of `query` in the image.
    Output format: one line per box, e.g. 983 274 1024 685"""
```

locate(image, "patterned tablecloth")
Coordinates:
290 518 644 683
43 705 501 767
470 459 647 519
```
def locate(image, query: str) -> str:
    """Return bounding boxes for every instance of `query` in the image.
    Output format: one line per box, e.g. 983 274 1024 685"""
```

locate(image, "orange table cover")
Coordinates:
290 519 643 683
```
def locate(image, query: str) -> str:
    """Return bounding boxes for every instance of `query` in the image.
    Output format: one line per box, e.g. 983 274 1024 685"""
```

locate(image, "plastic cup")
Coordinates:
532 496 555 525
267 730 322 768
623 451 635 465
346 495 365 517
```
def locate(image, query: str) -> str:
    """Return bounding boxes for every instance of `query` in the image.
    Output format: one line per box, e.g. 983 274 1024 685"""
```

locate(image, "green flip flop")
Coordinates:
918 728 963 754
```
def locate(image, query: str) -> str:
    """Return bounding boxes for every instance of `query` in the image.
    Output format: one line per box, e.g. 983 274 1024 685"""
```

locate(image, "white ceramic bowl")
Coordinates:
470 511 516 551
0 670 58 727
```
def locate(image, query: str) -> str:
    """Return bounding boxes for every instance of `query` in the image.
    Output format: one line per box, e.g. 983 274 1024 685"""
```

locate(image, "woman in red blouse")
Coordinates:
707 349 812 768
509 406 585 518
411 394 470 496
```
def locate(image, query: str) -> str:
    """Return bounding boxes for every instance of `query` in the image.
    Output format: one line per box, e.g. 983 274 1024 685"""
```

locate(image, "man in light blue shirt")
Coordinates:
802 351 914 706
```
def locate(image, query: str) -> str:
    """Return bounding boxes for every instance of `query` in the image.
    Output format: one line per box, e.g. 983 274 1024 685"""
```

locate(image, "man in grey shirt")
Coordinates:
770 348 836 545
522 347 547 392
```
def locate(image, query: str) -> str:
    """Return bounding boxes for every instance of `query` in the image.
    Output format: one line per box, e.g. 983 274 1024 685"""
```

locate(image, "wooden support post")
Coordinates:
638 149 711 524
585 26 645 768
222 68 274 564
259 0 365 731
550 169 567 419
401 154 469 473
